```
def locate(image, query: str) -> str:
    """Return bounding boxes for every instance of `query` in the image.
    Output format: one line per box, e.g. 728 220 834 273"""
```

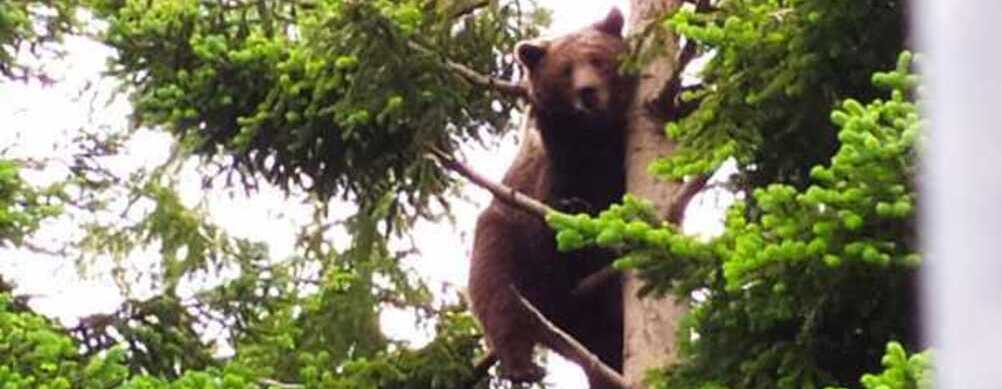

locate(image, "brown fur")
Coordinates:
467 8 632 388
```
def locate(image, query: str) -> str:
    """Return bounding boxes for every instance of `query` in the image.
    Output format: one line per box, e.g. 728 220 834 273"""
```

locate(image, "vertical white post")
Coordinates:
917 1 1002 387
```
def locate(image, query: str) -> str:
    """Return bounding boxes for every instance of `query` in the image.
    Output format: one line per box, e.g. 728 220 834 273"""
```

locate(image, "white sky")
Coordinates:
0 1 733 388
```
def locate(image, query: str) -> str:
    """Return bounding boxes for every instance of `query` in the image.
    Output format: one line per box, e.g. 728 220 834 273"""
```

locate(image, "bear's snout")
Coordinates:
575 85 600 113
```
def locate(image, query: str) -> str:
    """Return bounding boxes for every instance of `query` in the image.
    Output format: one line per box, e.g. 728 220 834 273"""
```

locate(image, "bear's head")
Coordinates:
515 8 631 126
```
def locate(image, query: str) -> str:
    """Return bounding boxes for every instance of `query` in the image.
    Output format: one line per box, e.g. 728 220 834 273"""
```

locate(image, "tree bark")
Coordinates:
622 1 686 387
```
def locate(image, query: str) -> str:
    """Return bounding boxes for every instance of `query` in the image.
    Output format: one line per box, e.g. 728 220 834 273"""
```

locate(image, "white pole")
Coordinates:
917 1 1002 387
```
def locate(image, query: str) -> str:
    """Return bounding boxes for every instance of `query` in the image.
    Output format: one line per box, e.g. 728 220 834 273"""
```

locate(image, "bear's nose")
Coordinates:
577 86 600 111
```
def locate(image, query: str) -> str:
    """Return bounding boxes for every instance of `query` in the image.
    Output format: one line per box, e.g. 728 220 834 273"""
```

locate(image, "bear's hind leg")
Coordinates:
494 326 545 384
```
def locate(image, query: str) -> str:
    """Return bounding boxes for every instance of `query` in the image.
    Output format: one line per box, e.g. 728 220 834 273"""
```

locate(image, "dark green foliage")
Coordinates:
291 308 486 389
68 172 454 385
0 160 60 247
550 54 923 388
3 1 542 386
87 0 541 216
828 342 933 389
654 0 905 190
1 291 489 389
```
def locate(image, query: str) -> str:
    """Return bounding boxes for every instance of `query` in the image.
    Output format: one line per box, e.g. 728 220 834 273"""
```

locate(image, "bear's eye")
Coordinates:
562 64 573 77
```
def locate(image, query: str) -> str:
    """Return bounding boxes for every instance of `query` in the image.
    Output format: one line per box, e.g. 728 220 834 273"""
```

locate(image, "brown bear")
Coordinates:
467 8 632 389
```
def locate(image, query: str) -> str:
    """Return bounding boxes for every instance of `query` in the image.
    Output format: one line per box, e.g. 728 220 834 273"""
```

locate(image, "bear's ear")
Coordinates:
593 7 624 36
515 40 547 69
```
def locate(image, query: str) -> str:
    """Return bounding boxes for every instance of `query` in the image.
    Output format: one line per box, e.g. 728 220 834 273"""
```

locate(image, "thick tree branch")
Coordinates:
510 286 629 389
427 147 549 218
408 42 527 98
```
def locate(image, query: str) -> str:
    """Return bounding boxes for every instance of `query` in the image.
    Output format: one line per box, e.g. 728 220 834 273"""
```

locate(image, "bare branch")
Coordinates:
426 147 549 219
667 173 711 224
408 41 527 98
655 36 701 119
451 0 490 19
510 286 629 389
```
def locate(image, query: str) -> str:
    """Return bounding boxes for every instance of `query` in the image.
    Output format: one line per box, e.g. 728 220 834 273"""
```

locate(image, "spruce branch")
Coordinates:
408 41 527 98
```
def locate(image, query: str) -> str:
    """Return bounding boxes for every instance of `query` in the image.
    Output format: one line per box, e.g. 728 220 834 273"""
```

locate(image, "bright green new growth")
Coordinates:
828 342 933 389
652 0 904 191
0 160 61 248
549 52 923 387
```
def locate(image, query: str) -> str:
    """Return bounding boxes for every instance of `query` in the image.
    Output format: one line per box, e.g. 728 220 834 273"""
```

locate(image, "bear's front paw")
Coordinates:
501 363 546 384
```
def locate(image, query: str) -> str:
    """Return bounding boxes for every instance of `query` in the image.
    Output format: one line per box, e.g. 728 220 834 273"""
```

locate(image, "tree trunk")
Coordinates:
622 0 686 387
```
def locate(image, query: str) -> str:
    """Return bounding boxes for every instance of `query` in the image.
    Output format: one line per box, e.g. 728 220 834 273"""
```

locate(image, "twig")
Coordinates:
20 240 70 257
510 286 629 389
408 41 527 98
426 147 549 218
